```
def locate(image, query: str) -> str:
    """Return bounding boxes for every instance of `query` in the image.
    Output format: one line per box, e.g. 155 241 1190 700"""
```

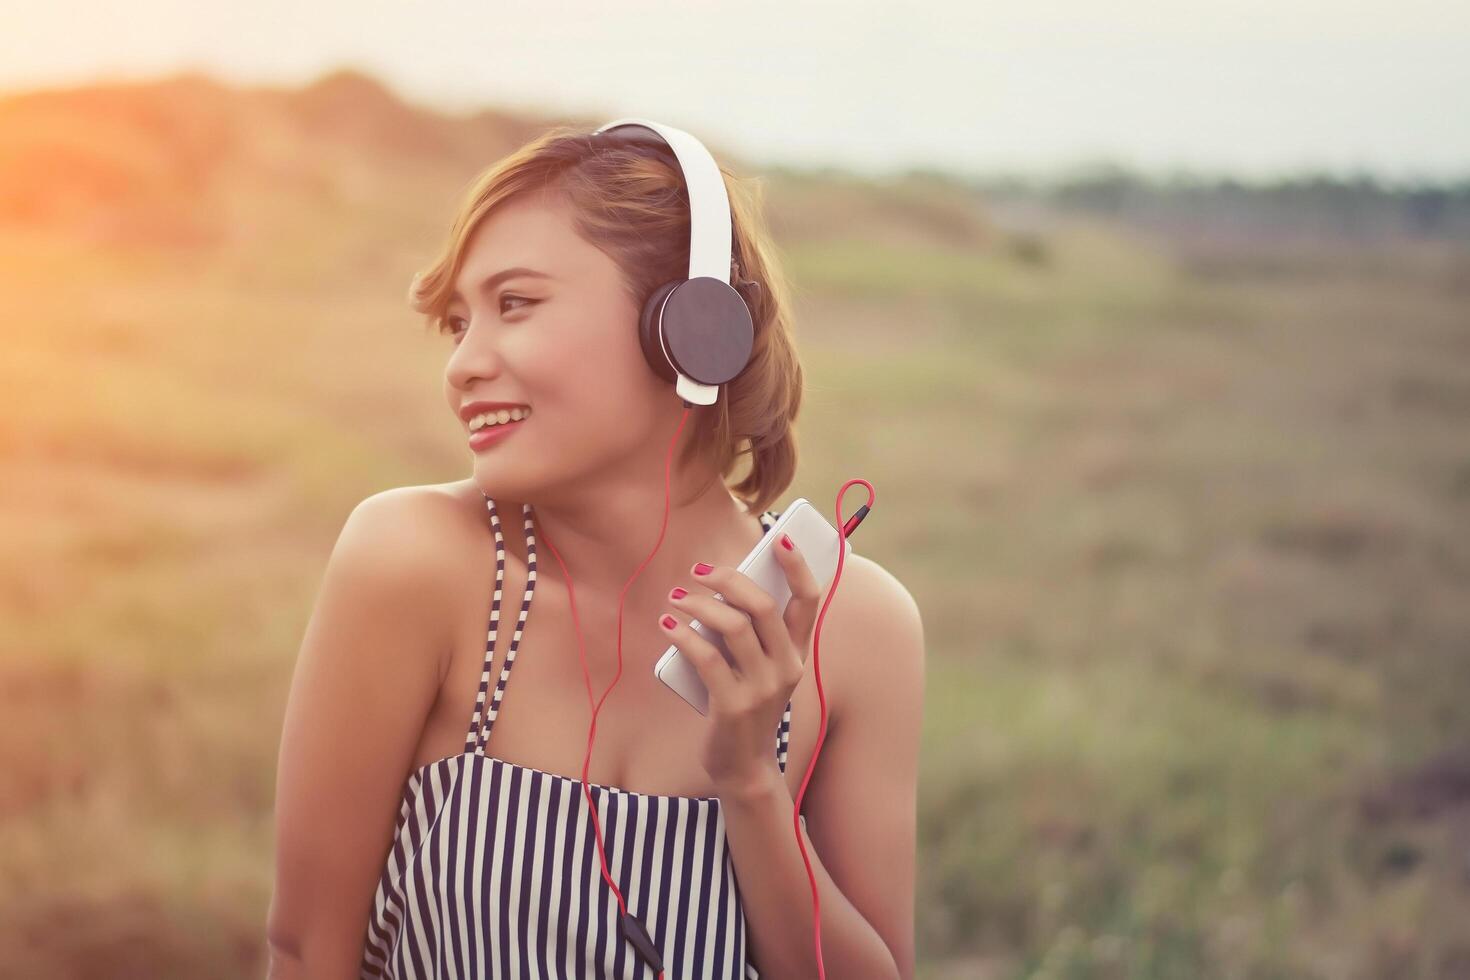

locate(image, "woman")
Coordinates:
266 124 925 979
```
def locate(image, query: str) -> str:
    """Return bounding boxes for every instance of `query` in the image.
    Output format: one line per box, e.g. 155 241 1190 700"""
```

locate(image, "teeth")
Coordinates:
470 406 530 431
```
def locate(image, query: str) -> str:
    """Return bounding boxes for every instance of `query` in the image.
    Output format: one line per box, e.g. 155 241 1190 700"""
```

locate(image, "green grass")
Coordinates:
918 652 1375 977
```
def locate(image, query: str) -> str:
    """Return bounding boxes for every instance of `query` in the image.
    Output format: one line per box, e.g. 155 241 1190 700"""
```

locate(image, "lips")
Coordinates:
468 416 526 451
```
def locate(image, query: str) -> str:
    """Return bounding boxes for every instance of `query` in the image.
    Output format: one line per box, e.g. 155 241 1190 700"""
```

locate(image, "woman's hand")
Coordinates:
659 532 824 800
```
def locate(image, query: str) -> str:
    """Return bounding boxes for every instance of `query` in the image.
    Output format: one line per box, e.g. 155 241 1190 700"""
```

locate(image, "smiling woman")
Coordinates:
411 126 803 516
266 122 922 980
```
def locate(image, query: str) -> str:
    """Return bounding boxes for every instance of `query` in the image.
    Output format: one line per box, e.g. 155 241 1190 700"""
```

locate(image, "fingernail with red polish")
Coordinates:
781 534 794 551
660 614 678 630
670 587 688 600
693 562 714 575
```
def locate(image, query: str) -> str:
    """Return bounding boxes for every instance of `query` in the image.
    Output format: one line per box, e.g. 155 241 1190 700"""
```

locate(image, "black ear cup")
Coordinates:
639 277 755 391
638 280 682 383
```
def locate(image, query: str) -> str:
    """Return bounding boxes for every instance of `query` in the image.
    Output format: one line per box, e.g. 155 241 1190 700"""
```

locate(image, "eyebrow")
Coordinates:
448 267 554 305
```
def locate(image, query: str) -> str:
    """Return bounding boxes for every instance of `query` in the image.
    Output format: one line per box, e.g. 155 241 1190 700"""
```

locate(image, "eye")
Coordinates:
439 296 534 341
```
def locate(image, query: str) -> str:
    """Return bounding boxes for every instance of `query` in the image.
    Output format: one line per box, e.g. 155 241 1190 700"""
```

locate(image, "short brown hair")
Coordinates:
408 124 803 515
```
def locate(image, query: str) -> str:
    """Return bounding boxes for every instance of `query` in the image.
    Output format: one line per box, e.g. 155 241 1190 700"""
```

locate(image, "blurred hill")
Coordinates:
0 68 999 256
971 166 1470 247
0 68 552 247
2 68 1469 980
0 67 538 240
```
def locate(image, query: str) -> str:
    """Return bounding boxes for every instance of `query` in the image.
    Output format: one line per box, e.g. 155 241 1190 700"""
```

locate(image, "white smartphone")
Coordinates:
653 497 852 714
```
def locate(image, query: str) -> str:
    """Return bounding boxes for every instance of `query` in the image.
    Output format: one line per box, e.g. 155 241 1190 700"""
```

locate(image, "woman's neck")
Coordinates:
512 466 764 609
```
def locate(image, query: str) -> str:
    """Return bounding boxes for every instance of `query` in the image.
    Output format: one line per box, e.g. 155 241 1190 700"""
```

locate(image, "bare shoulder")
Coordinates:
832 552 922 621
790 550 925 978
815 552 926 727
342 481 476 561
267 480 478 968
333 480 491 662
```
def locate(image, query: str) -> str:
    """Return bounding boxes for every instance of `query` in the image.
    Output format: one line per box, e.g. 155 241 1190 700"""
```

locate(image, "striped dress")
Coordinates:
360 495 798 979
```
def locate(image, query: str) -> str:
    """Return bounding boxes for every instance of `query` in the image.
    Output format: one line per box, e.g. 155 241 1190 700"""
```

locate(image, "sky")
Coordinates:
2 0 1466 182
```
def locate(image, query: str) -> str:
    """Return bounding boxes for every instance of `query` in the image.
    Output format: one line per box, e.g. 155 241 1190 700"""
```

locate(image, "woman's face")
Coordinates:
442 191 670 501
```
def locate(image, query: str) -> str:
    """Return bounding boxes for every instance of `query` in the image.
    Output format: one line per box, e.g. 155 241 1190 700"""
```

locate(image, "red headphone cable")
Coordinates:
535 405 692 979
536 403 874 979
793 477 874 979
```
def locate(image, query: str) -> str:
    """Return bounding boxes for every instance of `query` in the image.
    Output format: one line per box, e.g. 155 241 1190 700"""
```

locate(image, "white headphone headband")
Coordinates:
590 118 732 285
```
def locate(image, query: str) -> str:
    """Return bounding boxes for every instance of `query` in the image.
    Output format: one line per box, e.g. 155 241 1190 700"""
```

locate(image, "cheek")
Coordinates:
506 300 669 433
547 346 671 457
553 312 663 405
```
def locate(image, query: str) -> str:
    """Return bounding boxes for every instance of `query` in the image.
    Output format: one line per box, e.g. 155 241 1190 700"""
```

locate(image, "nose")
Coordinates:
444 317 508 391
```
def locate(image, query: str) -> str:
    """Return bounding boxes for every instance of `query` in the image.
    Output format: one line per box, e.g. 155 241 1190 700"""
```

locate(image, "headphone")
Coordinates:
591 117 758 408
532 118 864 979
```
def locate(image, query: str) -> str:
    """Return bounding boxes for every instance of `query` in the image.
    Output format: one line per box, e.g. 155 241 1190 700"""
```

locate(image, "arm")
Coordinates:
265 489 452 979
725 554 925 980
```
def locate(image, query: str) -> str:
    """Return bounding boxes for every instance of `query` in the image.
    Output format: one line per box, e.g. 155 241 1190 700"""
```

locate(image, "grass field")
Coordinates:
2 76 1469 979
